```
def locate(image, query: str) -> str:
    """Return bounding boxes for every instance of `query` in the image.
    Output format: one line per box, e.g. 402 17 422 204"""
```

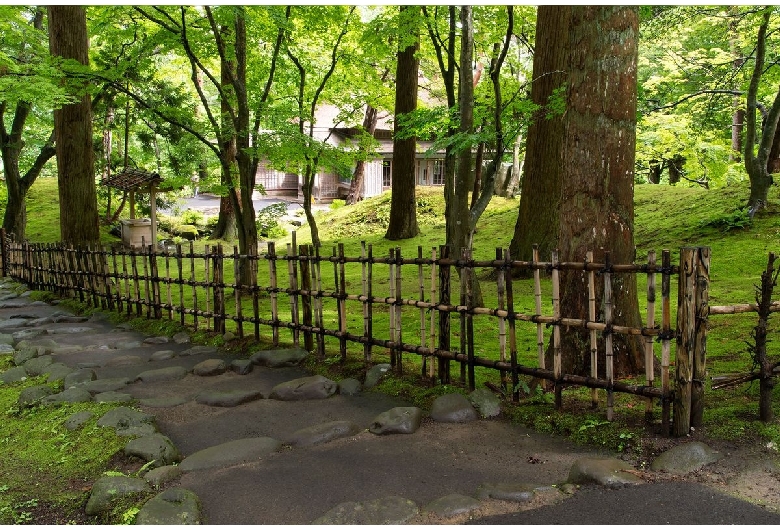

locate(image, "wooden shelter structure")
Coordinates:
102 168 162 248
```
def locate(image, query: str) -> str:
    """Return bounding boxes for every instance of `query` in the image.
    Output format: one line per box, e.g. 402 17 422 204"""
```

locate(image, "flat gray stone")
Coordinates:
369 407 423 435
179 437 282 471
45 363 74 383
338 378 362 396
269 375 337 401
143 336 170 345
193 358 227 376
469 388 502 418
0 342 14 354
41 387 93 404
18 384 55 407
364 363 391 389
135 488 201 525
195 389 264 407
143 465 183 488
94 391 133 403
63 368 96 388
150 350 176 362
423 493 481 517
650 441 721 474
172 331 191 344
23 355 54 376
115 424 158 437
139 396 190 408
97 406 155 430
11 329 46 341
430 393 479 423
64 410 94 431
289 420 361 446
568 457 644 487
137 366 189 383
476 482 537 502
80 377 132 394
230 359 253 375
124 433 181 466
104 355 143 367
85 476 150 515
1 318 32 330
13 347 38 366
0 366 28 383
113 340 143 349
250 347 309 368
45 326 94 334
313 496 418 524
180 345 217 356
0 300 28 309
0 333 14 343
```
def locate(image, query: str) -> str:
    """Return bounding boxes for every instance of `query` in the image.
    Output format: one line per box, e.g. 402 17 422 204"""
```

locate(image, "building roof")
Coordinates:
102 168 162 192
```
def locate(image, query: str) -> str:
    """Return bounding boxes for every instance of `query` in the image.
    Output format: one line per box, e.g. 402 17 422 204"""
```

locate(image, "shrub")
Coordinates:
180 209 205 226
256 202 288 239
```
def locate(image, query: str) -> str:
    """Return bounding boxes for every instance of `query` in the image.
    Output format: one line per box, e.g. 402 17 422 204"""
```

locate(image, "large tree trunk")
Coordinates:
553 6 644 378
509 6 569 265
385 5 420 240
48 5 99 245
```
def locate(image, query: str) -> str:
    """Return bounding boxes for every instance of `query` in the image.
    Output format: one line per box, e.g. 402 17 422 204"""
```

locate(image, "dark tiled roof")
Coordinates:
102 168 162 192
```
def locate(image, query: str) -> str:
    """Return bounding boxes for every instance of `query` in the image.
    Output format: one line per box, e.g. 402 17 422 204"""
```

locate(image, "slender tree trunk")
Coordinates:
553 6 644 378
385 5 420 240
347 104 379 205
509 6 569 265
48 5 99 245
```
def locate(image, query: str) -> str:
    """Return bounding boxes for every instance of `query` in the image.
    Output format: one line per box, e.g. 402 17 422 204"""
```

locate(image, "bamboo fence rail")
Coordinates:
5 230 765 436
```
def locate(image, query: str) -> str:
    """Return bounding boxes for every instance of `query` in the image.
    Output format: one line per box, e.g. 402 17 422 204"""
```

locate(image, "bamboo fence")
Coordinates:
1 230 743 436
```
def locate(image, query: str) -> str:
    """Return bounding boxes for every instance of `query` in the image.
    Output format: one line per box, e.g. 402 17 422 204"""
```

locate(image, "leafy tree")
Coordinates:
48 5 100 244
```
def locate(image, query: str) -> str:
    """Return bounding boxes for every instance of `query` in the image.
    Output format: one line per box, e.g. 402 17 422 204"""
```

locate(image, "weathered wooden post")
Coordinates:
213 244 226 334
438 245 451 384
691 247 710 428
0 228 7 278
299 245 314 354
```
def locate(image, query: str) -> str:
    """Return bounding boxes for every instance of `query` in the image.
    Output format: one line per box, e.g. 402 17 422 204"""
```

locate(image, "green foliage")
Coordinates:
179 210 205 227
329 199 346 210
256 202 288 240
699 207 752 232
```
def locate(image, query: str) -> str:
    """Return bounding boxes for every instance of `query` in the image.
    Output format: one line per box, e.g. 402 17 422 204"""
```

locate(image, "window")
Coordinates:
432 159 444 186
382 160 392 188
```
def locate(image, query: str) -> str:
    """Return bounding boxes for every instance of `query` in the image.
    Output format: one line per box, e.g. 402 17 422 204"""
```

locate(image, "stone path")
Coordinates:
2 278 779 525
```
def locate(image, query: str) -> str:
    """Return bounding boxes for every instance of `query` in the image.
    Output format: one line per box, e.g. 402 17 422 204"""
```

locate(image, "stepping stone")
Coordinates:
476 482 538 502
430 393 479 423
143 336 170 345
0 366 27 383
195 389 264 407
135 488 201 525
150 350 176 362
46 326 95 335
313 496 419 524
180 345 217 357
230 359 253 375
23 355 54 376
137 366 189 383
139 396 189 408
0 301 29 309
64 411 94 431
13 347 38 366
124 433 181 467
369 407 423 435
97 406 155 430
44 363 74 383
143 465 183 488
568 457 644 487
64 368 97 388
250 347 309 368
11 328 46 340
18 384 55 407
338 378 362 396
469 388 502 418
94 391 133 403
193 358 227 376
24 317 55 327
364 363 391 389
41 387 93 405
104 355 143 367
80 377 132 394
269 375 337 401
85 476 150 515
288 420 361 447
650 441 721 474
423 493 481 517
52 315 88 323
179 437 282 471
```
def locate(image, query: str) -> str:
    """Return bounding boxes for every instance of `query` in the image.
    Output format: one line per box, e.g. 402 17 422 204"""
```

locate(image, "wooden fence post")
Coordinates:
361 242 373 363
691 247 710 428
438 245 451 384
661 249 672 436
213 244 225 334
645 250 657 421
0 228 7 278
267 243 278 345
504 248 519 402
338 243 348 362
149 242 162 319
233 246 244 339
394 246 403 374
674 247 698 436
299 245 314 353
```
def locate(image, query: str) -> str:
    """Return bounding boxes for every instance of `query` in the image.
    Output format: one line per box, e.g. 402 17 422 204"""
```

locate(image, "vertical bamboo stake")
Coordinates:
551 249 562 409
204 244 212 331
504 248 519 401
190 241 198 331
313 243 325 356
604 251 614 421
395 246 403 374
645 250 657 420
300 245 314 353
418 246 427 378
428 247 437 381
438 245 451 384
588 250 598 409
361 242 371 363
233 246 244 339
141 238 152 318
122 249 131 316
661 249 672 435
388 247 397 369
267 243 278 345
459 249 467 384
177 243 185 326
149 242 162 319
131 245 141 316
338 243 348 361
691 247 710 429
112 247 122 313
165 245 173 320
496 247 507 391
288 233 300 346
674 247 697 437
532 244 545 371
464 248 475 391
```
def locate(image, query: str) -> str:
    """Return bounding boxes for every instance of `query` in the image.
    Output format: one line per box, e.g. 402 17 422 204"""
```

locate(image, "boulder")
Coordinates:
364 363 391 389
18 384 55 407
124 433 181 467
143 336 170 345
44 363 73 383
12 347 38 366
250 347 309 368
143 465 183 488
85 476 150 515
172 332 191 344
149 350 176 362
80 377 132 394
423 493 481 517
63 368 97 388
97 406 155 430
135 488 201 525
469 388 502 418
230 359 253 375
94 391 133 404
338 378 362 396
567 457 643 487
64 411 94 431
369 407 423 435
193 358 227 376
269 375 337 401
41 387 93 405
313 496 418 525
0 366 27 384
430 393 479 423
23 355 54 376
650 442 721 474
